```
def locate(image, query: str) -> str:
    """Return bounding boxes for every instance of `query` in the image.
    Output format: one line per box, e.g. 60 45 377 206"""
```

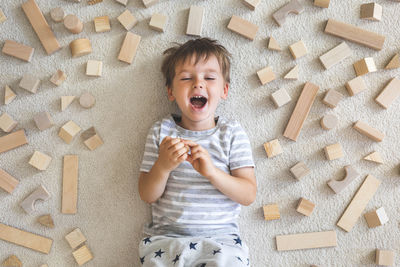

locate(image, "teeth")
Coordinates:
192 96 205 99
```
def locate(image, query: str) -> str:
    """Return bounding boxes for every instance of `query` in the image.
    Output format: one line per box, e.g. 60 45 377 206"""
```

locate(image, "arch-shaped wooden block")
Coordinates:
20 185 51 214
272 0 304 26
327 166 359 194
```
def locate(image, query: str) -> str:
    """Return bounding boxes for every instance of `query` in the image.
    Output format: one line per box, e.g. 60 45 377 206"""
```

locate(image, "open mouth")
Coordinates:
190 96 208 109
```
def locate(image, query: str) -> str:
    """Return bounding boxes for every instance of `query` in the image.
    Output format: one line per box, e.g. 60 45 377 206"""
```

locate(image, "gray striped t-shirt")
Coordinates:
140 114 255 237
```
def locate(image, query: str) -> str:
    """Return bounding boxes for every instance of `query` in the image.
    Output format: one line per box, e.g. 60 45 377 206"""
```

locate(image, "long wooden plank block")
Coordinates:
0 130 28 154
337 175 381 232
375 78 400 109
276 230 337 251
324 19 385 50
227 15 259 41
186 6 204 36
21 0 61 55
353 121 384 142
283 82 319 141
2 40 35 62
62 155 79 214
319 42 351 69
118 32 141 64
0 169 19 194
0 223 53 254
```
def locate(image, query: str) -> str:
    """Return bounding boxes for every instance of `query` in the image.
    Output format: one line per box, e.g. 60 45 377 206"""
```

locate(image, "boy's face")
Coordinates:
167 54 229 130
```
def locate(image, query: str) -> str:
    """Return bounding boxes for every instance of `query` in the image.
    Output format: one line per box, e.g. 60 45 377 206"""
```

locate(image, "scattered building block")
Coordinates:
65 228 86 249
0 8 6 23
79 92 96 109
73 245 93 266
86 60 102 77
94 16 111 33
62 155 79 214
272 0 304 26
375 77 400 109
5 85 17 105
271 88 291 108
322 89 343 108
81 127 104 151
360 3 382 21
118 32 141 64
345 76 367 96
364 151 383 164
289 40 307 59
3 255 22 266
257 66 275 85
353 57 377 76
0 168 19 194
276 230 337 251
320 114 338 130
142 0 158 7
290 161 310 180
149 13 167 32
284 65 298 80
243 0 261 10
337 174 381 232
0 130 28 154
59 121 81 144
319 42 351 70
2 40 35 62
283 82 319 141
33 112 53 131
364 207 388 228
263 139 282 158
314 0 330 8
324 143 343 160
29 151 52 171
385 54 400 69
20 185 51 214
61 96 75 111
50 69 66 86
353 120 384 142
40 265 49 267
0 113 18 133
115 0 128 6
296 198 315 216
327 165 359 194
227 15 259 41
88 0 103 5
263 204 280 220
50 7 64 22
268 36 282 51
186 6 204 36
117 9 137 31
70 38 92 58
376 249 394 266
64 14 83 34
324 19 385 50
38 214 55 228
19 74 40 93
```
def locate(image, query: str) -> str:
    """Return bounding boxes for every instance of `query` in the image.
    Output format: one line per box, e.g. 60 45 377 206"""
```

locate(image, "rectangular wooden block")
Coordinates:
2 40 34 62
0 130 28 154
86 60 103 76
243 0 261 10
186 6 204 36
375 78 400 109
353 121 384 142
65 228 86 249
263 204 280 220
0 168 19 194
143 0 158 7
118 32 141 64
227 15 259 41
314 0 330 8
319 42 351 69
276 230 337 251
353 57 377 76
94 16 111 33
62 155 79 214
73 245 93 266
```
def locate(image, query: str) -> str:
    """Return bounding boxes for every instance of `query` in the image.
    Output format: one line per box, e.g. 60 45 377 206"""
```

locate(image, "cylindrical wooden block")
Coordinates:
64 14 83 34
79 93 95 109
50 7 64 22
321 114 338 130
69 39 92 58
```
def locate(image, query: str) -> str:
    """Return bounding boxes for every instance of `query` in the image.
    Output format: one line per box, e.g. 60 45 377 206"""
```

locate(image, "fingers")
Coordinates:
173 146 189 158
182 139 197 147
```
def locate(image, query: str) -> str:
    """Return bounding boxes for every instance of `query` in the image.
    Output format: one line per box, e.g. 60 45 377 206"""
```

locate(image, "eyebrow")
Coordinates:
177 69 219 74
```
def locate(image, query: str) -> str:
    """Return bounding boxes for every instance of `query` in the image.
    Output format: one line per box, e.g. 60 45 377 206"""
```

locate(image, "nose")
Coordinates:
192 78 204 89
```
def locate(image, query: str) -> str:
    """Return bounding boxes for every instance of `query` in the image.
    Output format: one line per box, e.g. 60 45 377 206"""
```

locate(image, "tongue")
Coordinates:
191 99 205 108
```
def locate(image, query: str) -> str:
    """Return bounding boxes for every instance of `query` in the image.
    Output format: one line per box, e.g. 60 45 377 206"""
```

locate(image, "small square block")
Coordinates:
0 113 18 132
322 89 343 108
115 0 128 6
324 143 343 160
360 3 382 21
117 9 138 31
364 207 388 228
257 66 275 85
345 76 367 96
271 88 291 108
289 40 307 59
73 245 93 266
353 57 377 76
314 0 330 8
296 198 315 216
263 204 280 220
376 249 394 266
290 161 310 180
65 228 87 249
0 8 6 23
86 60 102 77
81 127 104 151
19 74 40 93
50 70 66 86
243 0 261 10
94 16 111 33
149 13 168 32
263 139 282 158
33 112 54 131
29 151 52 171
59 121 81 144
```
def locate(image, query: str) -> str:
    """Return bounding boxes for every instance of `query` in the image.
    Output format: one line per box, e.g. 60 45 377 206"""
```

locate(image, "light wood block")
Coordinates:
19 74 40 93
117 9 137 31
257 66 275 85
73 245 93 266
385 54 400 69
186 6 204 36
149 13 167 32
345 76 367 96
227 15 259 41
324 143 343 160
5 85 17 105
2 255 22 267
143 0 158 7
0 168 19 194
0 8 6 23
319 42 351 70
40 265 49 267
243 0 261 10
0 113 17 133
20 185 51 214
364 207 388 228
375 77 400 109
322 89 343 108
376 249 394 266
314 0 330 8
94 16 110 33
118 32 141 64
88 0 103 5
21 0 61 55
289 40 307 59
115 0 128 6
64 14 83 34
65 228 86 249
2 40 34 62
33 112 54 131
271 88 291 108
364 151 383 164
360 3 382 21
320 114 338 130
86 60 102 76
273 0 304 26
38 214 55 228
50 69 66 86
353 120 384 142
324 19 385 50
276 231 337 251
283 82 319 141
62 155 79 214
327 165 359 194
61 96 75 111
81 127 104 151
263 204 280 220
70 39 92 58
59 121 81 144
29 151 52 171
296 198 315 216
353 57 377 76
284 65 298 80
0 130 28 154
290 161 310 180
264 139 282 158
337 174 381 232
50 7 64 22
79 93 96 109
268 36 282 51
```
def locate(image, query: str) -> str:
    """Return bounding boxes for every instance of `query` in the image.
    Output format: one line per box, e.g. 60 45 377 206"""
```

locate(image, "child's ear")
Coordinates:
221 82 229 100
167 86 175 101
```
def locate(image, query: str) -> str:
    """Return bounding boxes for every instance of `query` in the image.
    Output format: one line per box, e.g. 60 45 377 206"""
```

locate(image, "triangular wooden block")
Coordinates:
364 151 384 164
61 96 75 111
268 36 281 51
38 214 55 228
3 255 22 267
5 85 17 105
284 65 299 80
385 54 400 69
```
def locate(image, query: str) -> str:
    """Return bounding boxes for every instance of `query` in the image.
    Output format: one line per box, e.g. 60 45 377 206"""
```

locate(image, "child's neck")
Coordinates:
178 115 216 131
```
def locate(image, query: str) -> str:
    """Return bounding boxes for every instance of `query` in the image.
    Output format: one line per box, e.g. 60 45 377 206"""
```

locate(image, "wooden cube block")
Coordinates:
360 3 382 21
263 204 280 220
271 88 291 108
65 228 86 249
264 139 282 158
376 249 394 266
149 13 167 32
33 112 54 131
375 78 400 109
353 57 377 76
117 10 137 31
29 151 52 171
50 69 66 86
59 121 81 144
115 0 128 6
257 66 275 85
320 114 338 130
73 245 93 266
86 60 102 77
364 207 388 228
289 40 307 59
324 143 343 160
143 0 158 7
290 161 310 180
243 0 261 10
81 127 104 151
94 16 111 33
345 76 367 96
296 198 315 216
61 96 75 111
314 0 330 8
322 89 343 108
0 113 17 133
5 85 16 105
19 74 40 93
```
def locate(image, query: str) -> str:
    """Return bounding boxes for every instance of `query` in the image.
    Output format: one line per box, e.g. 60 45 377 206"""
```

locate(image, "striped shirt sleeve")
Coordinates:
229 122 255 170
140 122 161 173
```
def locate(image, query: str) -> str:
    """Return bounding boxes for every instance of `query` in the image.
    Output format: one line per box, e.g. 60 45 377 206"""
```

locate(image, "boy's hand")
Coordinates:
156 136 189 173
183 140 217 179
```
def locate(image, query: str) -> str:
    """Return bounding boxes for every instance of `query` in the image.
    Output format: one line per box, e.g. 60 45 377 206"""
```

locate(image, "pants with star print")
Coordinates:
139 234 250 267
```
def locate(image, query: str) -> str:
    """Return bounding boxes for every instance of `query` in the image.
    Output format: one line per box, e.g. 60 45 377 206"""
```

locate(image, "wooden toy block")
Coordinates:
385 54 400 69
296 198 315 216
243 0 261 10
88 0 103 5
73 245 93 266
186 6 204 36
143 0 158 7
38 214 55 228
227 15 259 41
5 85 17 105
19 74 40 93
64 14 83 34
20 185 51 214
327 165 359 194
289 40 307 59
263 139 282 158
320 114 338 130
49 69 66 86
337 174 381 232
94 16 111 33
50 7 64 22
29 151 52 171
271 88 291 108
257 66 275 85
62 155 79 214
364 207 388 228
59 121 81 144
376 249 394 266
86 60 102 76
118 32 141 64
276 230 337 251
115 0 128 6
81 127 104 151
61 96 75 111
360 3 382 21
0 223 52 254
324 19 385 50
149 13 168 32
33 112 54 131
0 168 19 194
117 9 137 31
2 255 22 267
314 0 330 8
0 130 28 154
345 76 366 96
65 228 86 249
353 57 377 76
40 265 49 267
375 78 400 109
284 82 319 141
79 92 96 109
284 65 298 80
319 42 351 70
70 38 92 58
21 0 61 55
268 36 282 51
263 204 280 220
324 143 343 160
364 151 383 164
322 89 343 108
0 8 6 23
273 0 304 26
353 120 384 142
2 40 35 62
290 161 310 180
0 113 18 133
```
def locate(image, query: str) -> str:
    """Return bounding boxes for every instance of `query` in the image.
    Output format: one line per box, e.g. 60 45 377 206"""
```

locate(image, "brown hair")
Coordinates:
161 38 231 87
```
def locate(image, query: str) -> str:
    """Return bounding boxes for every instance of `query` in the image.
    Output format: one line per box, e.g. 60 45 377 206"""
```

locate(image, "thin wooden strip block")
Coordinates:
2 40 34 62
0 223 53 254
324 19 385 50
186 6 204 36
353 121 384 142
337 175 381 232
118 32 141 64
227 15 259 41
0 130 28 154
0 169 19 194
21 0 61 55
283 82 319 141
62 155 79 214
276 230 337 251
375 78 400 109
319 42 351 69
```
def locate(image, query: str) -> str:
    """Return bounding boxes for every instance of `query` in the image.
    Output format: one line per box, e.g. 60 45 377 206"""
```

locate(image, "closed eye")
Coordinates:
181 78 191 80
205 78 215 80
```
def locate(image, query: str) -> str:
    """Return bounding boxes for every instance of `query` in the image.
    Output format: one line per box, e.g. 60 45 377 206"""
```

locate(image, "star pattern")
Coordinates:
140 256 145 264
213 249 221 255
189 242 197 250
233 237 242 246
143 237 151 244
154 249 165 258
172 254 180 264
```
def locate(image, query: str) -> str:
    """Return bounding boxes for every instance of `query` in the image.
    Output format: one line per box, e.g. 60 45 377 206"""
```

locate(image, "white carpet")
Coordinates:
1 0 400 266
